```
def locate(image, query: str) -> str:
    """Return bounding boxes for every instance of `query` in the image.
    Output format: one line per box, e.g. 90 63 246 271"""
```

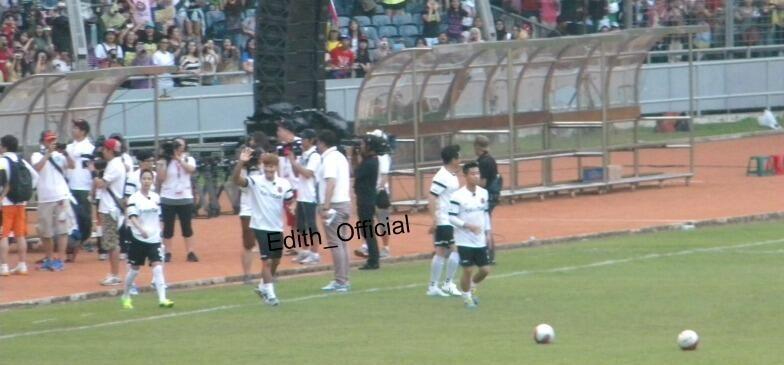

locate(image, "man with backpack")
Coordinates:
474 136 500 265
0 135 39 276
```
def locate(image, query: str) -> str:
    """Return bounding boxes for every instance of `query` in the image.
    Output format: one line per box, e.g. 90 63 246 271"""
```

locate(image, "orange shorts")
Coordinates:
2 205 27 238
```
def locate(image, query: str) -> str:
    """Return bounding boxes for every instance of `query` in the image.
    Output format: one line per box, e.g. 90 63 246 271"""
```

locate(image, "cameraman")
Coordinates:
239 131 270 283
65 119 95 262
157 138 199 263
94 139 126 286
275 119 301 255
351 135 381 270
31 131 73 271
288 129 321 265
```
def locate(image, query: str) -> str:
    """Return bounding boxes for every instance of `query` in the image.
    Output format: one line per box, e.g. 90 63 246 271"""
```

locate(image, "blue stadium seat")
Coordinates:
439 23 448 34
378 25 399 38
398 24 419 38
338 16 350 28
340 27 349 36
403 36 417 48
392 14 413 26
372 15 392 27
363 26 379 41
375 5 384 14
354 16 371 27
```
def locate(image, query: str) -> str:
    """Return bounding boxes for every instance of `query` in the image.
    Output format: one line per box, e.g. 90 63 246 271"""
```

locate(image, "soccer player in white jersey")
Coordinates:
121 169 174 309
233 150 294 306
426 145 463 297
448 161 492 309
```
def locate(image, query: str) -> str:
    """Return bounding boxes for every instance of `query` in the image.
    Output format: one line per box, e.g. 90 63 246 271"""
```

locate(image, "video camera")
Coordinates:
276 139 303 158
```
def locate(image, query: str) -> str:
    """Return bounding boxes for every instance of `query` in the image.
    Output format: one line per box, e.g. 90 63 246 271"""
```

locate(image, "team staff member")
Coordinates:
65 119 95 262
474 135 499 264
233 151 294 307
356 129 392 259
351 135 381 270
239 132 271 284
121 169 174 309
289 129 322 265
157 138 199 263
426 145 462 297
95 138 126 286
316 130 352 292
448 162 492 308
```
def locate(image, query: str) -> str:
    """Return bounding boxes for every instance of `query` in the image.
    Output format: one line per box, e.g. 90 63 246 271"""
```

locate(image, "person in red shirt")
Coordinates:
0 35 13 82
328 35 355 79
2 15 17 44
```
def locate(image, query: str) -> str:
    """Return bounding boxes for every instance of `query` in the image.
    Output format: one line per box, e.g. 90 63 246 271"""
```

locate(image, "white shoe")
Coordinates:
10 263 28 275
335 282 351 293
292 250 310 263
100 274 122 286
265 296 280 306
426 285 450 297
441 281 462 296
359 244 368 255
300 253 320 265
321 281 340 291
380 247 391 258
0 264 10 276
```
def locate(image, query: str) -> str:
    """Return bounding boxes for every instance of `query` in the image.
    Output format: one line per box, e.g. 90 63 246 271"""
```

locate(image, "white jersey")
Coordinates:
30 150 70 203
429 166 460 226
159 155 196 200
126 190 162 244
65 138 95 191
448 186 491 248
245 175 294 232
295 146 321 203
239 167 262 217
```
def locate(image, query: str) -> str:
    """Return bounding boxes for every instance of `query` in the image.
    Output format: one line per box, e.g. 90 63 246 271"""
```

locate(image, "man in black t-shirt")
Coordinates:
352 135 382 270
474 135 499 264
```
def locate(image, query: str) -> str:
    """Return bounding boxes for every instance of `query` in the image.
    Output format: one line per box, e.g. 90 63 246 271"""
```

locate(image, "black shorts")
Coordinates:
128 236 164 266
434 225 455 247
296 201 318 233
457 246 490 268
254 229 283 261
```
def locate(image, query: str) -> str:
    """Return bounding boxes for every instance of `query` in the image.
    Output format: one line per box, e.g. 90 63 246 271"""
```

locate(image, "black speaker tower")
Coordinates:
251 0 328 136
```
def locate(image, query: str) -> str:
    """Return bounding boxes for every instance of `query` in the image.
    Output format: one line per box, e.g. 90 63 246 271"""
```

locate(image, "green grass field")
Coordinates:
2 221 784 364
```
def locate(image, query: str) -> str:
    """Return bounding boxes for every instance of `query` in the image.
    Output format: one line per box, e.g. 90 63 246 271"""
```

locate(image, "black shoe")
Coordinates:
359 263 379 270
187 252 200 262
165 252 172 263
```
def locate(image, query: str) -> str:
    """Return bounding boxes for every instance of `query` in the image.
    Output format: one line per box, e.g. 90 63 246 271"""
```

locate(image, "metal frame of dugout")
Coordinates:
353 26 705 211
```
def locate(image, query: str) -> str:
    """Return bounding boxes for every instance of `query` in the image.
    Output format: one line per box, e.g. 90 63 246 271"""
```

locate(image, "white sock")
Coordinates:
430 255 445 287
462 291 472 301
445 251 460 283
264 282 276 298
152 265 167 302
257 280 265 292
123 268 139 299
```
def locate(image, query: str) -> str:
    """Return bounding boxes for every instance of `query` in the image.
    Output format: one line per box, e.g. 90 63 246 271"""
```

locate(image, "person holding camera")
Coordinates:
316 130 352 292
157 138 199 263
94 139 126 286
31 131 73 272
275 119 302 256
65 119 96 262
94 29 124 68
288 129 322 266
233 150 295 307
351 135 381 270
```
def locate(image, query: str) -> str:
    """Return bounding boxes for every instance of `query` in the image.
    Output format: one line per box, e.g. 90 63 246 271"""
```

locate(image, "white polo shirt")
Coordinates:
295 146 321 203
317 147 351 204
429 166 460 226
377 153 391 192
245 175 294 232
448 186 491 248
97 157 127 216
65 138 96 191
31 150 70 204
159 156 196 200
126 190 162 244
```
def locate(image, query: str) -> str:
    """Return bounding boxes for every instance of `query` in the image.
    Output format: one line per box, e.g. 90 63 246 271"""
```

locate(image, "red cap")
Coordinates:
43 131 57 142
103 138 121 152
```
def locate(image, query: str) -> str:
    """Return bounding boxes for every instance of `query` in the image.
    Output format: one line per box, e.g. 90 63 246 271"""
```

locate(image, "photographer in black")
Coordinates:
156 138 199 263
351 135 384 270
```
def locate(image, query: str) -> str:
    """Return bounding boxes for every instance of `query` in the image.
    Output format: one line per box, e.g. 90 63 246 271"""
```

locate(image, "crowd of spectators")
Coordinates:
0 1 781 84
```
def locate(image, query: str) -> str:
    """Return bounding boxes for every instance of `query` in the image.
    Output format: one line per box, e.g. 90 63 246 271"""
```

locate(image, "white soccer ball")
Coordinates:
533 324 555 344
677 330 699 350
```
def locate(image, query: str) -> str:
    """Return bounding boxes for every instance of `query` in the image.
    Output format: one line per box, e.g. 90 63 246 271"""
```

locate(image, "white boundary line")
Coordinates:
1 238 782 341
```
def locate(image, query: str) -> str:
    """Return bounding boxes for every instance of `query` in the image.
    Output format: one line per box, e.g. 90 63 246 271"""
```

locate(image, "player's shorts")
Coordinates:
128 236 164 266
375 207 390 224
434 225 455 247
457 246 490 267
254 229 283 260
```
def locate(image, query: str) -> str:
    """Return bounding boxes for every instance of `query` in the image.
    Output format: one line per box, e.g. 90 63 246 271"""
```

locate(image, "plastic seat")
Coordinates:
398 24 420 38
392 14 413 26
354 16 371 27
378 25 399 38
363 26 379 41
338 16 350 28
373 15 392 27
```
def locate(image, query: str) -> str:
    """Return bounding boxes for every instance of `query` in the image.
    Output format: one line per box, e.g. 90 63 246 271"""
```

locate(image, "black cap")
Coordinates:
300 129 317 139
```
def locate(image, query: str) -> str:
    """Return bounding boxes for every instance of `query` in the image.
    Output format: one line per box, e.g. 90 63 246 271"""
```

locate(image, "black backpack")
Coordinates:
3 156 34 204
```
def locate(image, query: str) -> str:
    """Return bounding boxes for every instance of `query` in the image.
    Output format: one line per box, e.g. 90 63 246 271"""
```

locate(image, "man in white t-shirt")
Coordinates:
95 138 127 286
275 119 302 257
0 135 38 276
233 151 294 306
316 130 352 292
65 119 96 261
288 129 322 265
426 145 463 297
31 131 74 272
152 38 175 89
448 161 492 308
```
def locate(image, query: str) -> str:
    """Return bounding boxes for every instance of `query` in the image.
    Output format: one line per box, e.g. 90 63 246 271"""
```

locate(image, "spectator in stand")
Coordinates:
6 50 25 82
518 23 531 40
467 27 483 43
773 1 784 49
461 0 477 38
95 29 124 69
382 0 408 18
423 0 442 46
2 14 18 43
496 20 512 40
121 31 140 66
179 40 202 87
437 32 449 44
167 26 185 59
32 25 53 52
138 23 162 54
540 0 560 29
101 4 129 33
348 19 364 54
242 37 254 75
736 0 763 46
223 0 246 50
48 3 71 54
32 50 52 74
0 34 12 81
375 37 393 59
0 134 38 277
241 8 256 49
51 51 71 72
131 45 155 88
447 0 469 43
519 0 541 21
328 35 355 79
218 38 242 83
415 37 427 47
355 37 373 78
153 38 175 89
201 40 220 85
327 29 341 52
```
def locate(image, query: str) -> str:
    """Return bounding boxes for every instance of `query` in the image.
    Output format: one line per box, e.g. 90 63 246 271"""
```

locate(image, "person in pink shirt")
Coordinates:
541 0 560 29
